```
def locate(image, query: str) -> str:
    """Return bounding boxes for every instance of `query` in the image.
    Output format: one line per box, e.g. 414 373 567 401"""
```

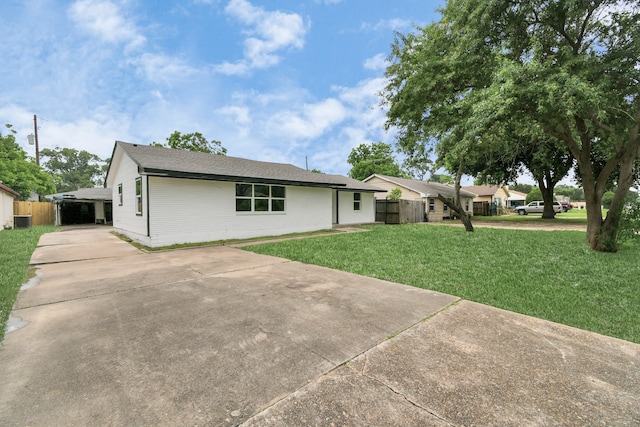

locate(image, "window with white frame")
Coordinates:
118 183 123 206
429 198 435 212
135 177 142 215
236 183 286 212
465 198 469 211
353 193 361 211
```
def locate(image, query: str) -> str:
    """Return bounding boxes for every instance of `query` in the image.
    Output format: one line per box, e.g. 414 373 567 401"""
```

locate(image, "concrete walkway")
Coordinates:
1 227 638 426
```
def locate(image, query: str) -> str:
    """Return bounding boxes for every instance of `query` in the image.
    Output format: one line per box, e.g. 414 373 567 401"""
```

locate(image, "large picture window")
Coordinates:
236 183 286 213
135 177 142 215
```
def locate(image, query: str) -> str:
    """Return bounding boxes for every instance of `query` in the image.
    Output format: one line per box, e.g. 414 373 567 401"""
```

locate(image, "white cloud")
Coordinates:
133 53 200 84
267 98 347 140
68 0 146 51
363 53 389 71
218 0 309 74
360 18 414 33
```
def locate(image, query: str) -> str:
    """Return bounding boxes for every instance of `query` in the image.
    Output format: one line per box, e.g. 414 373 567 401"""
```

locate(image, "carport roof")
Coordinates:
47 187 112 201
109 141 383 191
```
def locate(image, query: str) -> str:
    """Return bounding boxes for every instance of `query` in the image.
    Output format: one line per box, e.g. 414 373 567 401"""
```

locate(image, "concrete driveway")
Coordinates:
1 227 638 426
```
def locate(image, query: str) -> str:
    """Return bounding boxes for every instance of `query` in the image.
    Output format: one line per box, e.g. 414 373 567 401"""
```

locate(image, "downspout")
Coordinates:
146 175 150 237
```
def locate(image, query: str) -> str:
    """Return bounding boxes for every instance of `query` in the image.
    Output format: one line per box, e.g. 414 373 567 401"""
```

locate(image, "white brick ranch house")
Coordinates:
105 141 383 248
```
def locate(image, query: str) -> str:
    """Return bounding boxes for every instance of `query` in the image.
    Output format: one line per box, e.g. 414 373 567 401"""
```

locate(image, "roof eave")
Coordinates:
140 168 347 188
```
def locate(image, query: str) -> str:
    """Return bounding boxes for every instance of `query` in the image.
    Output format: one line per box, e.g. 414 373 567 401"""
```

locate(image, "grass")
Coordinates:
244 223 640 344
0 226 58 342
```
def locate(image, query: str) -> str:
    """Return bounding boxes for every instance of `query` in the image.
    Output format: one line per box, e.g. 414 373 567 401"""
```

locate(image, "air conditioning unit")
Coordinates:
14 215 32 229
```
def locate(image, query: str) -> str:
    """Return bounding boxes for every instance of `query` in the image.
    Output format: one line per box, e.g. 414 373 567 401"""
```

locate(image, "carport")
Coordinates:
47 188 112 226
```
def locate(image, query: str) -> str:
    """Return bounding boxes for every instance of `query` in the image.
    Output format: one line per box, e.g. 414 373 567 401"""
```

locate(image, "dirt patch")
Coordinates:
430 220 586 232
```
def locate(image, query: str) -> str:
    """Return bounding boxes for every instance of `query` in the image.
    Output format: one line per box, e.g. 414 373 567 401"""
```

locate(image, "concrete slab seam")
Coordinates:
29 253 144 267
244 298 463 423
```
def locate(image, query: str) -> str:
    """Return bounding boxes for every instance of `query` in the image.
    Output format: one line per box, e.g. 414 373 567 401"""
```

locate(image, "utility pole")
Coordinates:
33 114 40 166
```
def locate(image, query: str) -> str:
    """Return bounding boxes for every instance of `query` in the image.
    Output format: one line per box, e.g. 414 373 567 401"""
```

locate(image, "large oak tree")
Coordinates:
383 0 640 251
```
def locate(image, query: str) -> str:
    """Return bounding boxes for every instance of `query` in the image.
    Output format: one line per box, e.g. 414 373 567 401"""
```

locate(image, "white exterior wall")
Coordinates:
0 191 15 229
335 191 375 225
108 151 149 240
137 177 332 247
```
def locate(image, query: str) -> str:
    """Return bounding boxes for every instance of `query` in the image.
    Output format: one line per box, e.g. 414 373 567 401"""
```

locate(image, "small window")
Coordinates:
353 193 361 211
135 177 142 215
429 198 435 212
118 184 123 206
443 203 448 212
465 199 469 212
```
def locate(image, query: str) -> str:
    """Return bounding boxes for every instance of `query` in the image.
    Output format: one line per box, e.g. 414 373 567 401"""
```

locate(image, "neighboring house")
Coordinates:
507 190 527 208
104 141 383 248
462 185 511 209
46 188 113 226
0 182 20 230
363 174 476 221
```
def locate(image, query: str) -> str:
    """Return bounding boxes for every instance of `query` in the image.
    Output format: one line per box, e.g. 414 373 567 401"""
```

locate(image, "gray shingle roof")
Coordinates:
367 174 477 198
112 141 383 191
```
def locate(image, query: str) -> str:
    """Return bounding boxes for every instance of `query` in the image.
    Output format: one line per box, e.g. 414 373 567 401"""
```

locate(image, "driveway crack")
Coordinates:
361 366 456 426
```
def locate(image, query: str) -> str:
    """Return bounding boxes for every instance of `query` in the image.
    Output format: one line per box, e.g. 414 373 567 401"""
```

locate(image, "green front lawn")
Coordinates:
0 226 57 342
244 224 640 344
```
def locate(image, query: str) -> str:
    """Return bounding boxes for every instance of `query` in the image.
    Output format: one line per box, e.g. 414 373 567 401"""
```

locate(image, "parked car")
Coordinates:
560 201 573 212
515 201 563 215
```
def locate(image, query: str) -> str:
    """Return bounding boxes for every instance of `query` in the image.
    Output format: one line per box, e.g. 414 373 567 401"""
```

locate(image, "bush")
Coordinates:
387 187 402 200
618 198 640 245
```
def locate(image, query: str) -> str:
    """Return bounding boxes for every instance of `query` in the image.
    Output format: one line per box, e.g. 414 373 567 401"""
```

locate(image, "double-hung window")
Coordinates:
135 177 142 215
353 193 361 211
118 184 123 206
236 183 286 212
429 198 435 212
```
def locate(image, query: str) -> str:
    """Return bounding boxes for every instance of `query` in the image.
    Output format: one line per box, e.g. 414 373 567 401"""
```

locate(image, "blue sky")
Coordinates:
1 0 446 176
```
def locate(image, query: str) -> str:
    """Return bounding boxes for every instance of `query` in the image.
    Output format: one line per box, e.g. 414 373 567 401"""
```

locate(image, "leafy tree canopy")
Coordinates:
152 131 227 155
525 187 543 204
383 0 640 251
40 147 105 193
347 142 408 181
430 174 454 184
511 184 534 195
0 125 55 199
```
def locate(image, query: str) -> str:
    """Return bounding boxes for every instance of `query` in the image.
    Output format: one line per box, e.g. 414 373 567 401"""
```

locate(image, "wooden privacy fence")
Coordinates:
376 199 426 224
13 201 54 226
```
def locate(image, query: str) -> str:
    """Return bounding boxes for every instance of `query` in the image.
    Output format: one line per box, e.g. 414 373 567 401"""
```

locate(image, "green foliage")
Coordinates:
601 191 616 209
618 197 640 246
555 185 584 202
511 183 533 194
525 187 542 204
310 168 324 174
387 187 402 200
40 147 105 193
152 131 227 155
347 142 407 181
0 226 58 341
430 174 454 184
0 124 55 199
246 224 640 343
382 0 640 251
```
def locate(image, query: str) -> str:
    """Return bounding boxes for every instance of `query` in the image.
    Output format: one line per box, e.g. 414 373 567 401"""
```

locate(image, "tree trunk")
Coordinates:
539 182 557 219
585 153 637 252
436 156 474 232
